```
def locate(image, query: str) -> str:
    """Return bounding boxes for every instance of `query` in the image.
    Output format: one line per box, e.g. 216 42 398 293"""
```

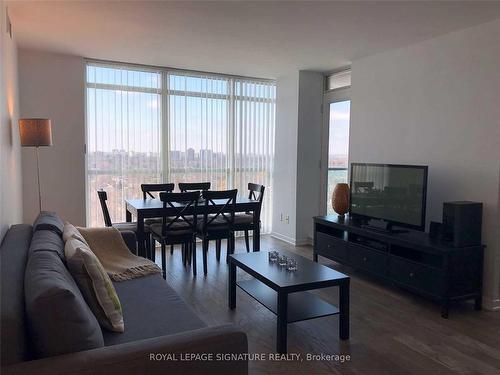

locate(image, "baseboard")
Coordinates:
482 297 500 311
270 232 296 245
295 237 313 246
270 232 312 246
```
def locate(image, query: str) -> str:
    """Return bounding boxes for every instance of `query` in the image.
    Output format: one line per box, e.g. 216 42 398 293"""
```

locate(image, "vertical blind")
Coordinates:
167 73 230 190
233 80 275 232
85 62 275 233
86 64 163 227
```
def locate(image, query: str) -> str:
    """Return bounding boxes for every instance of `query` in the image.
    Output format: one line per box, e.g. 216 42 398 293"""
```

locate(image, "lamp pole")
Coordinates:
35 146 42 212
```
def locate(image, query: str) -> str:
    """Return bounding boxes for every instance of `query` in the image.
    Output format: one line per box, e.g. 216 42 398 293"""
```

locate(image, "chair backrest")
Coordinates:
201 189 237 231
141 183 175 199
97 190 112 227
248 183 265 202
248 183 265 218
178 182 211 192
158 191 199 237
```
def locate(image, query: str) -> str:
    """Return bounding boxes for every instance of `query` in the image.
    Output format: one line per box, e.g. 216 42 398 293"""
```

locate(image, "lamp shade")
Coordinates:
19 118 53 147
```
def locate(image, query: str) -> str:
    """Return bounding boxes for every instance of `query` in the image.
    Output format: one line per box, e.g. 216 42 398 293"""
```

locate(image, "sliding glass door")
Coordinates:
85 62 275 232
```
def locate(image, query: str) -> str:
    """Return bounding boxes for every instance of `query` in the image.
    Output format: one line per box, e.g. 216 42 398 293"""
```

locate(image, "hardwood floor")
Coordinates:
155 236 500 375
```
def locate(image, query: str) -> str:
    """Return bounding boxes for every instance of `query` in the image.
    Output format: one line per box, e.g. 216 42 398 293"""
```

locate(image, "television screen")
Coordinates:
350 163 428 230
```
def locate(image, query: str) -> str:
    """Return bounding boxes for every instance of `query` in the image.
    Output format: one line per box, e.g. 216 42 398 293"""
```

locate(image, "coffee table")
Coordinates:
228 250 350 353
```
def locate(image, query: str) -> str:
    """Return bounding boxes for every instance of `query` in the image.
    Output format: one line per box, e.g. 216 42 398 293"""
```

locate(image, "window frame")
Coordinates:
325 69 352 92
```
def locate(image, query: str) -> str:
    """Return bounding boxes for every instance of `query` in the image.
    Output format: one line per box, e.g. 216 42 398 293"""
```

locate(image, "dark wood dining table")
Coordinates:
125 197 261 257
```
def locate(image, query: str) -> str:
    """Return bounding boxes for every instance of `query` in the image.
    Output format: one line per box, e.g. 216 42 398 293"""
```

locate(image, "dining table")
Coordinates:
125 196 261 257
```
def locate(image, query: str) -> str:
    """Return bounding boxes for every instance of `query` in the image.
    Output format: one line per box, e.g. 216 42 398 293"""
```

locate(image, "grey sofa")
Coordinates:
0 216 248 375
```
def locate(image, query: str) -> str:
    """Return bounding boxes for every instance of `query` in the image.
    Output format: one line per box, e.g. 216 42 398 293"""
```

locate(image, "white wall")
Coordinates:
18 49 86 226
351 19 500 309
0 2 22 240
272 72 299 243
295 71 324 243
272 71 324 245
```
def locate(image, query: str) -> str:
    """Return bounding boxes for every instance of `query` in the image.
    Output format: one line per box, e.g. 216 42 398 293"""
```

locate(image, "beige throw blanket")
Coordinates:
78 227 161 281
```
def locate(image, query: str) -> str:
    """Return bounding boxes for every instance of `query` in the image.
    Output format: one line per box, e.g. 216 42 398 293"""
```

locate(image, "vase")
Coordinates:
332 183 349 216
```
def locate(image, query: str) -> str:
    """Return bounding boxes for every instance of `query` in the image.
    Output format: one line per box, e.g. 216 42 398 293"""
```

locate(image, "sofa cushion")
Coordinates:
103 274 206 346
0 224 33 365
62 222 88 245
24 250 104 358
33 211 64 235
28 229 65 260
65 238 124 333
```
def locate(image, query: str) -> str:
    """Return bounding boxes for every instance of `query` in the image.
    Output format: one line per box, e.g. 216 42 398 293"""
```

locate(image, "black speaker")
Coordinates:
442 201 482 247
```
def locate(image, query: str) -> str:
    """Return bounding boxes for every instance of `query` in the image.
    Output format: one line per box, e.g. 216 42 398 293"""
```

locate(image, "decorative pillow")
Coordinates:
25 251 104 358
63 222 88 245
65 239 124 332
33 211 64 235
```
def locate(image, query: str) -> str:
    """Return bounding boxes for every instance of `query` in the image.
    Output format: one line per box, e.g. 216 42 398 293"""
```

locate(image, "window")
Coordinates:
233 80 275 230
86 64 162 227
167 73 230 190
326 70 351 91
326 100 350 215
85 63 275 233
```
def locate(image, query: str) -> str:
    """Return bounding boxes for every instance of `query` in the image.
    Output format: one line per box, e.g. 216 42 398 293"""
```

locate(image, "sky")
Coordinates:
86 65 276 156
328 100 350 164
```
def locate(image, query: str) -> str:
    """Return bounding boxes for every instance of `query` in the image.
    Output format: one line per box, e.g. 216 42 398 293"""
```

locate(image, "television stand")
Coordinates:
360 220 409 234
313 214 484 318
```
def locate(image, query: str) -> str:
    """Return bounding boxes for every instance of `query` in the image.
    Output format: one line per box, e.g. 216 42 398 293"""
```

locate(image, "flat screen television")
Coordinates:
349 163 428 231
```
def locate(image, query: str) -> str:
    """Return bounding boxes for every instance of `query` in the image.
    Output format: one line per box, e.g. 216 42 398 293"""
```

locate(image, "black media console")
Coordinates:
313 215 484 318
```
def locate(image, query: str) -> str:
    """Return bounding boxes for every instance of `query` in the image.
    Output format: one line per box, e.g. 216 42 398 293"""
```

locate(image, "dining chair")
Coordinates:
232 183 265 253
149 191 200 278
196 189 237 275
97 189 150 254
141 183 175 200
178 182 211 227
178 182 211 193
141 183 176 254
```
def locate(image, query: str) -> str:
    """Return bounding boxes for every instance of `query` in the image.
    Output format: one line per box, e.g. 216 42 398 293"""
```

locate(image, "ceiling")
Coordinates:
7 1 500 79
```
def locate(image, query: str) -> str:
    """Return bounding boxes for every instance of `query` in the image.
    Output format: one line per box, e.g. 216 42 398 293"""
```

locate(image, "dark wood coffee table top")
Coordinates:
228 249 350 353
229 249 348 292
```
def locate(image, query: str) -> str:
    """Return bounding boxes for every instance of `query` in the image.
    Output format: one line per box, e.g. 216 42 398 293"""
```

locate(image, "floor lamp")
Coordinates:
19 118 53 212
